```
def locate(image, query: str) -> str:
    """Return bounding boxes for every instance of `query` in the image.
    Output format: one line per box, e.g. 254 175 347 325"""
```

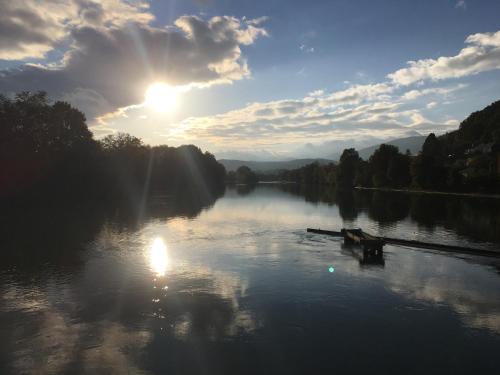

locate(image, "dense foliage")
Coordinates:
280 162 336 186
226 166 259 185
0 92 226 201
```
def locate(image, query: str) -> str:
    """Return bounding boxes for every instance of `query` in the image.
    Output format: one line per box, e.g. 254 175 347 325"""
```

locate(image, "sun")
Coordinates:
144 82 178 112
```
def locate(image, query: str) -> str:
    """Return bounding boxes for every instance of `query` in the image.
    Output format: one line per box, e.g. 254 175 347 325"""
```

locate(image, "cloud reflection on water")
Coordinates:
1 186 500 374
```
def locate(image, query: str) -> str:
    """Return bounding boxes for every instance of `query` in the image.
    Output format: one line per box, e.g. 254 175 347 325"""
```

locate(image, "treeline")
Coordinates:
281 100 500 194
279 146 413 190
0 92 226 202
226 165 259 185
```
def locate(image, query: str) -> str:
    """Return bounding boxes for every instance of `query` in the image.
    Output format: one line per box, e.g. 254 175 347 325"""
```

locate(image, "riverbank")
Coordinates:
355 186 500 199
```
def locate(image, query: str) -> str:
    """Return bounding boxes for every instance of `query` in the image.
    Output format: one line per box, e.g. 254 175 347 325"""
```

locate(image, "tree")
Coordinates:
369 144 398 187
336 148 360 189
367 144 410 188
387 153 411 188
411 133 447 190
279 162 337 186
234 166 258 185
354 159 372 187
100 132 144 151
0 91 97 197
421 133 444 158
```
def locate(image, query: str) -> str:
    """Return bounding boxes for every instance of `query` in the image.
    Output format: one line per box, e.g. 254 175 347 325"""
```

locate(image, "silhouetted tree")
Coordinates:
354 159 372 187
0 91 98 197
232 166 258 184
369 144 395 187
365 144 410 188
0 91 227 202
336 148 360 189
411 133 447 189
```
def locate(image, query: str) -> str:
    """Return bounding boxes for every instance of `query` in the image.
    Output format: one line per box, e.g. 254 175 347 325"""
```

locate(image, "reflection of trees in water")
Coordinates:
278 184 500 245
108 185 226 231
409 194 500 244
0 186 225 273
277 183 337 205
359 191 500 244
0 199 107 275
367 192 410 225
235 184 257 196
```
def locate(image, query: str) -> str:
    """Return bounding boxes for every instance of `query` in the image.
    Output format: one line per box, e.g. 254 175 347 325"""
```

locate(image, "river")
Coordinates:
1 185 500 374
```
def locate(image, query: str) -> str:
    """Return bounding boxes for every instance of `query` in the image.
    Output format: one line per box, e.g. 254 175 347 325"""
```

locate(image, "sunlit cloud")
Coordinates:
0 2 268 119
0 0 153 60
401 84 467 101
455 1 467 10
388 31 500 85
160 81 460 158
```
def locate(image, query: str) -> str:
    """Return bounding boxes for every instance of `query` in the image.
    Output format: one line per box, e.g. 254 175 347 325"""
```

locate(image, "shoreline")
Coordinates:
354 186 500 199
246 181 500 200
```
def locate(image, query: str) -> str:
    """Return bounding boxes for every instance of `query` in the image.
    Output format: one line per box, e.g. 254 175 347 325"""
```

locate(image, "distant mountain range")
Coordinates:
219 135 427 172
354 135 427 160
218 158 333 173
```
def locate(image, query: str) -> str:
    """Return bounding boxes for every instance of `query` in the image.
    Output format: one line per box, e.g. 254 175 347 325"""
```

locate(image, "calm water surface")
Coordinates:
1 185 500 374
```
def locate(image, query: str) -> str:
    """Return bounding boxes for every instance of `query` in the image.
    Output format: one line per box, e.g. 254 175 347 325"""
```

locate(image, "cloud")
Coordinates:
401 83 467 101
318 83 394 106
299 44 315 53
164 82 455 158
383 251 500 335
298 29 316 54
98 28 494 158
0 2 267 119
455 1 467 10
0 0 153 60
151 42 479 156
388 31 500 85
0 1 67 60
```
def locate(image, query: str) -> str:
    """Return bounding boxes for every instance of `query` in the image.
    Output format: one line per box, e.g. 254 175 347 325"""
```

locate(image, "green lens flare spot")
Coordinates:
328 266 335 273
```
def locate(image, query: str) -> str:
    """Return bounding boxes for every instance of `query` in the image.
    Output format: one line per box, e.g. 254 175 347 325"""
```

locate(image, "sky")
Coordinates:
1 0 500 160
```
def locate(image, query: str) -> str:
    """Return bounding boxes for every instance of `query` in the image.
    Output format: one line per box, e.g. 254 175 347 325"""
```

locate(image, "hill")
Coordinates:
218 158 334 173
349 135 427 160
440 100 500 153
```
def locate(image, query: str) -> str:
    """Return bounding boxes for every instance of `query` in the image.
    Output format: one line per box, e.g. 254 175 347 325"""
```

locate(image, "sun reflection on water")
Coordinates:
149 237 170 277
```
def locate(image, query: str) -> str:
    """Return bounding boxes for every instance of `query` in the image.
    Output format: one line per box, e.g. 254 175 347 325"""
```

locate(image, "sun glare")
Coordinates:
149 237 170 277
145 83 178 112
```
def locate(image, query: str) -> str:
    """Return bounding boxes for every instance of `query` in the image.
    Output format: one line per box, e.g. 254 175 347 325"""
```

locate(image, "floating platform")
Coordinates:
341 228 385 251
306 228 500 258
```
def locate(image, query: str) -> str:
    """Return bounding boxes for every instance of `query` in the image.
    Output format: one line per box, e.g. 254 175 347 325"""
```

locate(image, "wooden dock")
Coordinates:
306 228 500 258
